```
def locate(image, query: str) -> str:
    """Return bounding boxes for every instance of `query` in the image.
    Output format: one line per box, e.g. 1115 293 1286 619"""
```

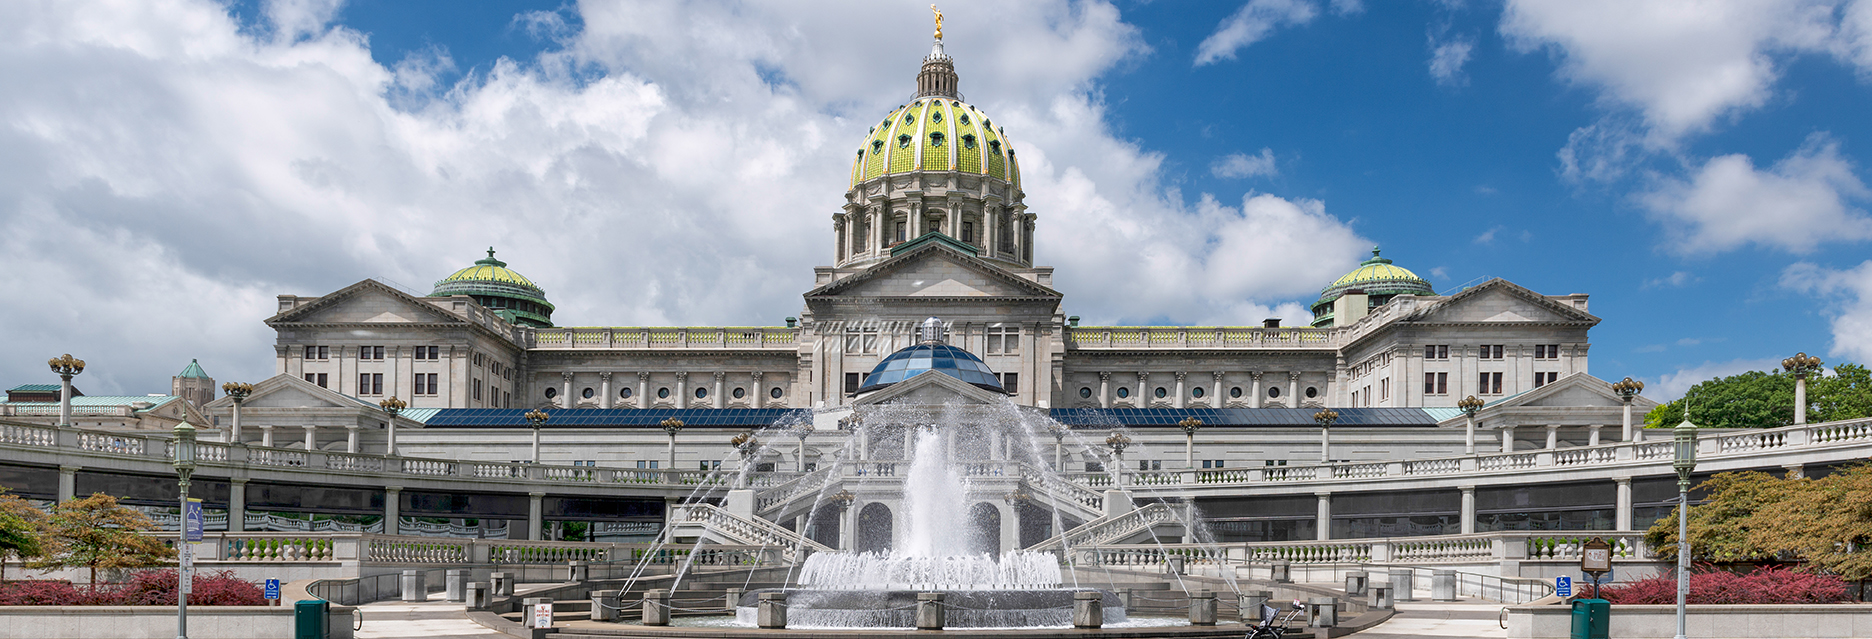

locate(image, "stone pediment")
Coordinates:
204 374 373 412
1416 280 1596 325
852 366 1010 407
808 241 1059 300
1497 374 1657 411
269 280 466 326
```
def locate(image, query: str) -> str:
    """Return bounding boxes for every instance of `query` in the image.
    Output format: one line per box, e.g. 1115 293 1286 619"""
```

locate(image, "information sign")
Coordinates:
184 499 203 543
531 603 554 629
264 579 280 600
1555 575 1573 598
179 543 194 594
1581 537 1613 574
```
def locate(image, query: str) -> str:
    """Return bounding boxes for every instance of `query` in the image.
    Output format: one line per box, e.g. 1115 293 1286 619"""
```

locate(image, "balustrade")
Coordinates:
0 423 55 447
531 327 798 349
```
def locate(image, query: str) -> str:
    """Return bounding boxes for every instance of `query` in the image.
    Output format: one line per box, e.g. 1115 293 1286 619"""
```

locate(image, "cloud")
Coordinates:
0 0 1372 394
1428 35 1474 86
1473 225 1503 244
1194 0 1322 66
1501 0 1849 144
1211 148 1278 178
1782 260 1872 363
1649 358 1781 401
1639 134 1872 254
1643 271 1699 289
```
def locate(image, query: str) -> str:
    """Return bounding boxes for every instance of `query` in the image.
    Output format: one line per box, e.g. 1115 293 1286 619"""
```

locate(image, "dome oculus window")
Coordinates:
1306 387 1318 398
733 388 746 399
1192 387 1205 398
544 388 558 399
581 388 594 399
1267 387 1281 398
657 387 670 399
620 387 633 399
961 134 976 149
1154 387 1167 399
1079 387 1092 398
929 132 944 146
1230 387 1243 398
1116 387 1130 399
898 134 912 149
769 387 783 399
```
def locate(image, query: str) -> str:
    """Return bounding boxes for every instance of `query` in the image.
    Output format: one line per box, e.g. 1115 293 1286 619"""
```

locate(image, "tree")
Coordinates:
1810 363 1872 424
1645 464 1872 580
1645 370 1798 430
0 489 49 583
27 493 174 585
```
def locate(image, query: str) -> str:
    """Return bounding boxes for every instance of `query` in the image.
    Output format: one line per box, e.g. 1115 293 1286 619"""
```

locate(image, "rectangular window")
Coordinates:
844 327 878 354
1380 378 1390 400
1424 373 1436 395
473 379 482 401
986 326 1020 353
1479 372 1503 394
1000 372 1019 393
962 221 974 243
304 345 315 360
844 372 861 394
895 222 906 243
414 347 425 360
305 373 315 384
1201 460 1212 469
315 373 326 388
1534 372 1547 388
413 346 438 360
359 373 369 394
371 373 384 395
1424 345 1449 360
1534 344 1546 359
1436 372 1447 395
413 375 425 395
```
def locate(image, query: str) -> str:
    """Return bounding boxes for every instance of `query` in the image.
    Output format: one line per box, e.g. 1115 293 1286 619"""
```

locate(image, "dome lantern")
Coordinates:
430 247 556 328
1310 246 1434 327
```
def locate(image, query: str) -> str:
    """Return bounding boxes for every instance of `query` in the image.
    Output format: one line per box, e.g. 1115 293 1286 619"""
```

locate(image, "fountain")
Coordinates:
735 428 1126 628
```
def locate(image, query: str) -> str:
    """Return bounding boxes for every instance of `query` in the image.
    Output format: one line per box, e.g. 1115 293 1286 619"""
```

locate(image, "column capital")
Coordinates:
1250 371 1262 380
1459 485 1475 493
1174 372 1186 382
1614 476 1632 486
231 478 248 485
529 491 546 498
561 371 574 382
714 371 727 382
1099 372 1111 381
1213 371 1225 381
638 371 651 381
599 371 612 381
1289 371 1302 381
750 371 764 381
385 486 403 493
675 371 688 382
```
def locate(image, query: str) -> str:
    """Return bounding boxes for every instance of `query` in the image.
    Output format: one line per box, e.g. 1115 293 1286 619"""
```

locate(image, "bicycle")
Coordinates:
1244 600 1307 639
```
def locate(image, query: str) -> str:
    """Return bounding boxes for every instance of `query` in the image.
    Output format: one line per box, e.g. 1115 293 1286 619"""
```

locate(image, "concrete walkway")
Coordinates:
355 593 507 639
1352 600 1508 639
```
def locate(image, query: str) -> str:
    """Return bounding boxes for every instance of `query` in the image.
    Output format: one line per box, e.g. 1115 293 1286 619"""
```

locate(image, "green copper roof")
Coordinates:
177 359 210 379
430 248 556 328
437 248 541 290
852 99 1020 187
1311 247 1436 327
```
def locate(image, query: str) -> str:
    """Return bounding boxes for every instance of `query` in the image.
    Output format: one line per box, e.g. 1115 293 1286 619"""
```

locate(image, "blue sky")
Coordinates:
4 0 1871 399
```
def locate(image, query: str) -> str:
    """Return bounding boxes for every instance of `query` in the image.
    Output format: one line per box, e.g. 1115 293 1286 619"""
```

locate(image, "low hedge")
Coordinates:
0 570 264 606
1602 565 1849 604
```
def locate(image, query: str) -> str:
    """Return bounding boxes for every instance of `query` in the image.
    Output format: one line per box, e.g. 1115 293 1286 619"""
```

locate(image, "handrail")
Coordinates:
673 504 833 557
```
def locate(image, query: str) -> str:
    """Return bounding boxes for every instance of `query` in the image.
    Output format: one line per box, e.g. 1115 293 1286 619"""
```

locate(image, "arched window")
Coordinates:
930 131 944 146
961 134 976 149
898 134 912 149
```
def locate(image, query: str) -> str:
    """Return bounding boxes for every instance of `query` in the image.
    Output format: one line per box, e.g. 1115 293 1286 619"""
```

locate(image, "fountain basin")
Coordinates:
734 588 1125 629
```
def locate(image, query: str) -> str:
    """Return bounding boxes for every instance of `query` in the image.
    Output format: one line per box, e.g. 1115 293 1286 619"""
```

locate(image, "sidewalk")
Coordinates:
1351 600 1507 639
355 593 507 639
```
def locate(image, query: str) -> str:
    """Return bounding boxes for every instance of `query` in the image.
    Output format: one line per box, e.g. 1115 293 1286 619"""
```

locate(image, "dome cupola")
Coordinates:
837 11 1032 271
430 248 556 328
1310 247 1434 327
854 317 1006 395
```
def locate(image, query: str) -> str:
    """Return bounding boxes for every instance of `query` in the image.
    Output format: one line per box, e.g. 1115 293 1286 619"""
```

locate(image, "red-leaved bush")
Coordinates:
0 571 264 606
1602 565 1849 604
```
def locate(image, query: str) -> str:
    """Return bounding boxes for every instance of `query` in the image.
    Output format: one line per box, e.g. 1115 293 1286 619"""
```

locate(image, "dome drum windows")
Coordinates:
929 132 944 146
769 387 783 399
1230 387 1243 398
695 387 708 399
544 388 558 399
1153 387 1168 399
733 387 746 399
1116 387 1130 399
657 388 671 399
1192 386 1205 398
620 387 633 399
1079 387 1092 398
897 134 912 149
1268 386 1282 398
581 388 594 399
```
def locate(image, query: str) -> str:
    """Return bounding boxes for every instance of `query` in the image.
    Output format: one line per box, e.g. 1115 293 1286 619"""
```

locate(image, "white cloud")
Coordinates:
1428 36 1474 86
1639 135 1872 254
1194 0 1321 66
0 0 1371 393
1211 148 1278 178
1473 225 1502 244
1649 358 1781 401
1643 271 1698 288
1837 0 1872 71
1782 260 1872 363
1501 0 1847 143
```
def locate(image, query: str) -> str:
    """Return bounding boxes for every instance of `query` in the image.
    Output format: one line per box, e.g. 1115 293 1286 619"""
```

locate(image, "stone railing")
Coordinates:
1032 502 1177 551
1221 531 1655 565
671 503 832 557
528 326 800 350
1017 467 1105 515
1066 326 1335 349
755 466 835 514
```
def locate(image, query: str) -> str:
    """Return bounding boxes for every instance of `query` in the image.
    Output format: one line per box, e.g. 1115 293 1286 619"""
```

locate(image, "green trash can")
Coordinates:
1569 598 1609 639
295 599 329 639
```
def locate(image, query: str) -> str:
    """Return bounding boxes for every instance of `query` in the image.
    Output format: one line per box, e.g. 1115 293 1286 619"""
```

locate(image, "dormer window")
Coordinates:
959 114 970 125
897 134 912 149
872 140 884 153
929 131 944 146
961 134 976 149
989 140 1001 154
931 111 942 124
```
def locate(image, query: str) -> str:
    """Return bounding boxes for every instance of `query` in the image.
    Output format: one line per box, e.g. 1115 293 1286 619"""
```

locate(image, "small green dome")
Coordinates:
850 100 1020 187
1311 247 1434 327
430 248 555 328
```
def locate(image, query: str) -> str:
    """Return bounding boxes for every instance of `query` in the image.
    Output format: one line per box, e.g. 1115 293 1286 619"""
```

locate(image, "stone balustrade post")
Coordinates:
1240 591 1272 623
1189 589 1216 626
1388 568 1415 601
590 590 620 622
1073 591 1103 628
1371 541 1392 563
400 569 426 602
465 582 489 610
568 560 588 583
1535 451 1554 466
446 569 468 602
726 587 743 614
1431 569 1456 601
1271 560 1292 583
643 589 671 626
916 592 946 630
757 592 787 629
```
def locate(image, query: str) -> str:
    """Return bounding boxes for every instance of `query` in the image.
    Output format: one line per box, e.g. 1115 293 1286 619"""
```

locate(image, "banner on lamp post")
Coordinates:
184 499 203 543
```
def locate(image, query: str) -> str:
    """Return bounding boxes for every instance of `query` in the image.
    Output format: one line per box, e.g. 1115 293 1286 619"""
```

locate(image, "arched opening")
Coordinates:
967 502 1001 555
857 502 893 553
808 503 842 549
1016 501 1056 549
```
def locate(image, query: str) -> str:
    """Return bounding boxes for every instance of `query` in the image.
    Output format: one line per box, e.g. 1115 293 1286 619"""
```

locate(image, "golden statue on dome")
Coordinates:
931 4 944 40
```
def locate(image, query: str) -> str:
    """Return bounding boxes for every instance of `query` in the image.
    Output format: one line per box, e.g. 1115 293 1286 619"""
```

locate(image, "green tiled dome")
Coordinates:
850 98 1020 187
1311 248 1434 327
430 248 555 328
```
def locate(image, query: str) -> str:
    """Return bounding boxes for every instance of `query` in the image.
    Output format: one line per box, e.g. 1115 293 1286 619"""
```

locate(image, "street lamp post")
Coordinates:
661 418 685 470
1672 409 1699 639
524 409 549 463
172 422 197 639
1313 409 1339 464
47 354 85 428
1046 422 1067 471
221 382 253 445
794 423 815 472
1457 396 1484 455
1104 432 1130 488
731 431 760 489
378 397 406 457
1178 418 1203 469
1612 377 1644 441
1782 353 1823 425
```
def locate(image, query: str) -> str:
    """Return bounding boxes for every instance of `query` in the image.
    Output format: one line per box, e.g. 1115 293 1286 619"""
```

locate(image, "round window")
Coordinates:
1117 387 1130 399
544 388 558 399
1230 387 1243 398
1079 387 1092 398
657 387 670 399
1192 386 1205 398
1305 386 1318 399
1268 386 1281 398
770 387 784 399
581 388 594 399
733 388 746 399
695 387 708 399
1154 387 1167 399
621 387 633 399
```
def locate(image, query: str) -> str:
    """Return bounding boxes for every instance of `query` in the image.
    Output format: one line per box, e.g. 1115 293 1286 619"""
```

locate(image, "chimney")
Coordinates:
1263 318 1281 329
1333 289 1370 327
